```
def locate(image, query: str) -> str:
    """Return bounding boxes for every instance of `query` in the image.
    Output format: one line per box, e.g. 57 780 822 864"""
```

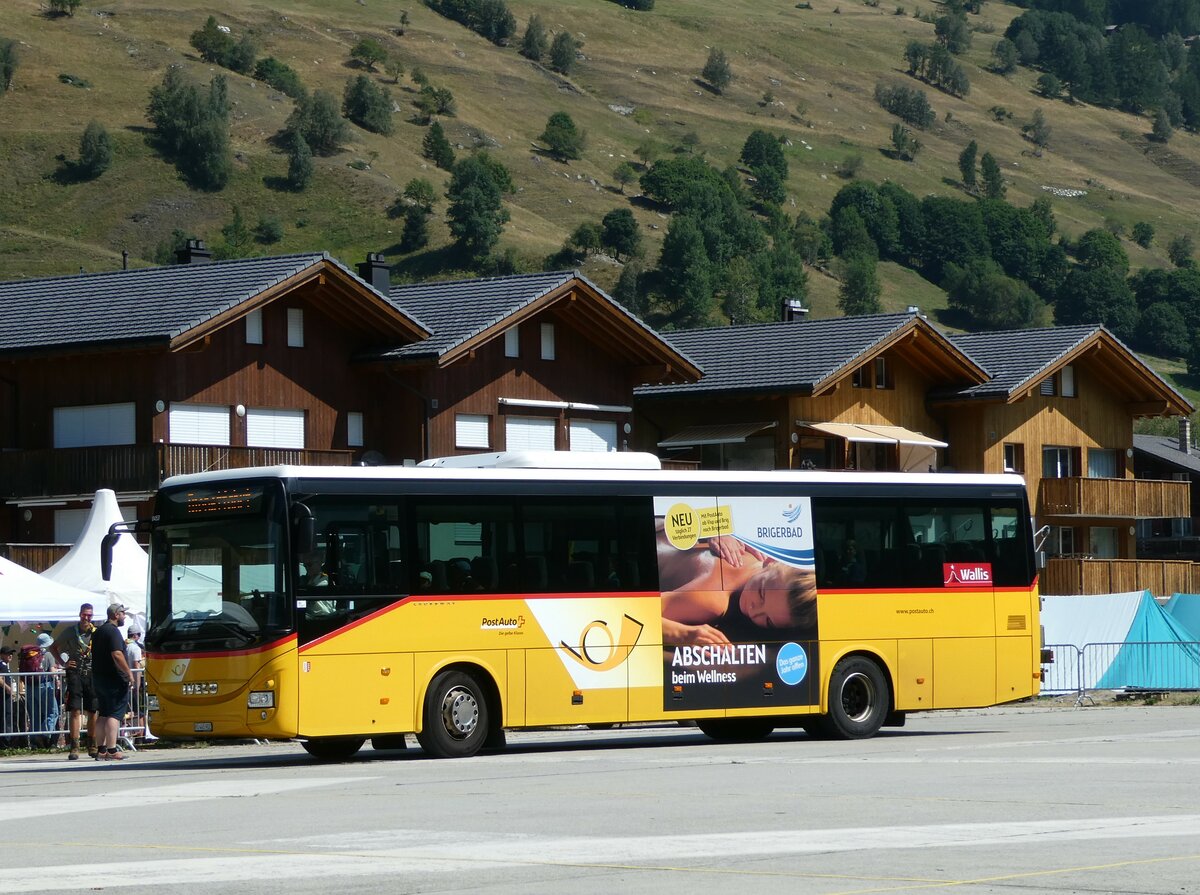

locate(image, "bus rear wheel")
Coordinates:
301 736 365 761
417 670 489 759
822 655 889 739
696 719 775 742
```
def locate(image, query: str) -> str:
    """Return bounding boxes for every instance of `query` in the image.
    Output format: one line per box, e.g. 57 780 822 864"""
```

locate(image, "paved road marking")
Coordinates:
2 814 1200 891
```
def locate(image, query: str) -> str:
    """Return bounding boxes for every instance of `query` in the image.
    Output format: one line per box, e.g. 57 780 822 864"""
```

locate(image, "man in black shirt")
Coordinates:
91 603 134 761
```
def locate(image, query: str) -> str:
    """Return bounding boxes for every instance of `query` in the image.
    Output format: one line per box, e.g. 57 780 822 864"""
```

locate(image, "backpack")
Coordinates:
18 645 43 675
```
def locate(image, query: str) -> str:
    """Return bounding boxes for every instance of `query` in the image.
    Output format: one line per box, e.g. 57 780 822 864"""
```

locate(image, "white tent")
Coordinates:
0 554 99 623
41 489 147 617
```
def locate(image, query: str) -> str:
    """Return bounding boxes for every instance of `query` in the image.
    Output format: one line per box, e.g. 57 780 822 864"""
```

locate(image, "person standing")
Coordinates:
91 603 134 761
124 625 146 738
24 633 60 749
0 645 16 740
52 603 97 760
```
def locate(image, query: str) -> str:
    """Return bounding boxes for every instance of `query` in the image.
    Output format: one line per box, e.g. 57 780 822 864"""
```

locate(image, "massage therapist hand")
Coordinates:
707 535 766 568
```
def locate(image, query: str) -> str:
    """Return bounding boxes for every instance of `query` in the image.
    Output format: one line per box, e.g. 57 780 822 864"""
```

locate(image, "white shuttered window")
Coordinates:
287 308 304 347
505 416 556 451
247 408 305 449
456 414 490 448
347 412 364 448
246 309 263 345
169 403 231 446
569 419 618 452
540 322 555 360
53 403 136 448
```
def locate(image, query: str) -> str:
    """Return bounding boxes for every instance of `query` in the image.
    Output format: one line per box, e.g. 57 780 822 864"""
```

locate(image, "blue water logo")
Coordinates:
782 503 803 523
776 641 808 685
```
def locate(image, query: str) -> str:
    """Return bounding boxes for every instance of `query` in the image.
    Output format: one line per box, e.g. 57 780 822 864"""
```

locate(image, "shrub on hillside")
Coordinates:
146 67 232 190
286 90 348 155
254 57 306 99
343 75 393 135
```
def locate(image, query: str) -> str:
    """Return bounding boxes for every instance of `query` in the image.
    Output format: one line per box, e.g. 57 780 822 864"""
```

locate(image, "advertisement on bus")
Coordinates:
655 495 820 711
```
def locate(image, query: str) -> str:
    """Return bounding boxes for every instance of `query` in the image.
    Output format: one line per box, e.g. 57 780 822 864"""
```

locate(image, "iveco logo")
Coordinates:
182 681 219 696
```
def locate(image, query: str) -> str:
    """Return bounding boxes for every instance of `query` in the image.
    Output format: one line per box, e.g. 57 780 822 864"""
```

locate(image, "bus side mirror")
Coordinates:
1036 550 1047 570
292 504 315 555
100 531 118 582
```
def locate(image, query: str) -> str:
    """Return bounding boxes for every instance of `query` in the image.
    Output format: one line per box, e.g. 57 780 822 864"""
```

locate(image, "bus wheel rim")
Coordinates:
841 671 876 723
441 686 479 739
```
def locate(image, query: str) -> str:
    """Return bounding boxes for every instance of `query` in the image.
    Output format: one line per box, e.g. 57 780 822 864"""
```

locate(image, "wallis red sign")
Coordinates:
943 562 992 587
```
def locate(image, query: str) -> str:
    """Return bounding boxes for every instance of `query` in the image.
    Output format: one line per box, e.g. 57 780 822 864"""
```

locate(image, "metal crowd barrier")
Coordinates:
0 668 150 752
1043 641 1200 703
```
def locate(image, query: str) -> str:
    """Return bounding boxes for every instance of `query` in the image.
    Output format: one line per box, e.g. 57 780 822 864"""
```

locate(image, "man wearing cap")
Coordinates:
91 603 134 761
52 603 97 760
0 645 16 737
26 633 60 749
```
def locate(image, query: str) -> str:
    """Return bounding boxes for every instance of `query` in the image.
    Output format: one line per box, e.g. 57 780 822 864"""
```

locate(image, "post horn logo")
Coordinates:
561 614 645 671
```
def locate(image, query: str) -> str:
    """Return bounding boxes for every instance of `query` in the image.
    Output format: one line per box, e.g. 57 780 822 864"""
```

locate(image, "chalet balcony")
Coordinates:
1039 476 1190 520
0 443 354 500
1042 557 1198 598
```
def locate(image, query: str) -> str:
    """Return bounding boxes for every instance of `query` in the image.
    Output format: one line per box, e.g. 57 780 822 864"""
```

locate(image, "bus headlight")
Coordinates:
147 694 160 712
247 691 275 709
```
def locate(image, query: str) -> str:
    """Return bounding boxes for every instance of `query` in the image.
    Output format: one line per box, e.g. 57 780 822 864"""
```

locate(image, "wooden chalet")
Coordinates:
635 314 1196 596
0 249 698 563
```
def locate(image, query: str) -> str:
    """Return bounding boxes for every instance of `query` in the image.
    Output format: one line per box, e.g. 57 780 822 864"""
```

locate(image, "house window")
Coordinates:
347 412 364 448
1042 446 1078 479
852 365 869 389
1003 443 1025 474
540 322 555 360
456 414 490 449
246 309 263 345
287 308 304 348
569 419 618 452
1046 525 1076 556
1089 526 1118 558
506 416 556 451
873 356 893 389
168 403 230 446
246 408 305 449
53 403 136 448
504 326 519 358
1087 448 1119 479
1040 366 1076 397
1039 377 1056 396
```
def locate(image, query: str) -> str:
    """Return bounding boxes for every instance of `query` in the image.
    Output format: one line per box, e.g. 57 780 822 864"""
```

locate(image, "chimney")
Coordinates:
1181 417 1192 455
357 252 391 293
907 305 920 314
121 250 129 270
175 238 212 265
781 298 808 322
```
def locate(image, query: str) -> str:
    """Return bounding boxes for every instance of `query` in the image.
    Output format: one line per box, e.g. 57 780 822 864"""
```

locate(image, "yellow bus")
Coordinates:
114 455 1043 760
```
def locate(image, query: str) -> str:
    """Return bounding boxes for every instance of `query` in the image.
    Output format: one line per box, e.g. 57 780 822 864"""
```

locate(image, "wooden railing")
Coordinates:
1039 477 1190 519
0 543 70 573
1042 557 1199 597
0 444 354 498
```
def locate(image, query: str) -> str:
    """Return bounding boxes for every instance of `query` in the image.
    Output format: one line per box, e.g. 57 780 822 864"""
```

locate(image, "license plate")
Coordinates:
194 722 213 733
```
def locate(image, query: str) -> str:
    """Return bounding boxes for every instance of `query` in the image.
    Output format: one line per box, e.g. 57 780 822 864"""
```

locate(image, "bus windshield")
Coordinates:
146 481 291 651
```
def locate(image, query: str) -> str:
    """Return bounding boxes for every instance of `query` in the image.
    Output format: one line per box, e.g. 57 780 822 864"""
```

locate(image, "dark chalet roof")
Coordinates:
1133 433 1200 476
0 253 427 357
635 313 978 398
943 325 1192 414
375 270 700 380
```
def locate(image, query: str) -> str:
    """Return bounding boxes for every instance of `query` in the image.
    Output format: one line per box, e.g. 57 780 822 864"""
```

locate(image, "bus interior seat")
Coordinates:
471 555 497 590
566 560 595 590
426 560 448 592
522 555 548 590
948 541 985 561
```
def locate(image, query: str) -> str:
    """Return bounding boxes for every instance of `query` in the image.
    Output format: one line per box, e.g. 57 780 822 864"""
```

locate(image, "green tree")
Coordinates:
890 123 920 161
446 153 510 261
1036 72 1062 99
350 38 387 72
751 165 787 205
935 13 971 54
48 0 82 15
1027 108 1051 149
219 205 252 258
415 84 456 121
1169 233 1195 268
1152 108 1174 142
286 89 348 155
740 130 787 180
701 48 733 94
0 38 16 95
831 206 878 262
980 151 1004 199
918 194 990 281
286 132 313 190
612 260 646 315
520 14 549 62
958 140 977 190
569 222 602 256
77 120 112 178
1132 221 1155 248
254 57 306 99
422 120 456 170
600 208 641 261
146 68 232 190
1075 228 1129 276
343 75 393 135
613 161 637 194
549 31 579 75
385 56 404 84
403 177 437 211
830 181 899 259
190 16 234 66
400 204 430 252
993 37 1018 74
838 255 882 315
540 111 584 161
634 138 658 168
1138 302 1189 357
1054 266 1137 340
658 214 715 327
639 155 727 208
226 34 257 75
255 215 283 244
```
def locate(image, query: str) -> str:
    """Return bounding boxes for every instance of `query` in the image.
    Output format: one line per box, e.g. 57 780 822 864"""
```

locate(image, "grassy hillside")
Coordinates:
4 0 1200 324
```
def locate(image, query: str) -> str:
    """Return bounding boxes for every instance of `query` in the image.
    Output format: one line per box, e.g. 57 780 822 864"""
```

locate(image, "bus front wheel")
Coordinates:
301 736 365 761
823 655 889 739
417 670 489 759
